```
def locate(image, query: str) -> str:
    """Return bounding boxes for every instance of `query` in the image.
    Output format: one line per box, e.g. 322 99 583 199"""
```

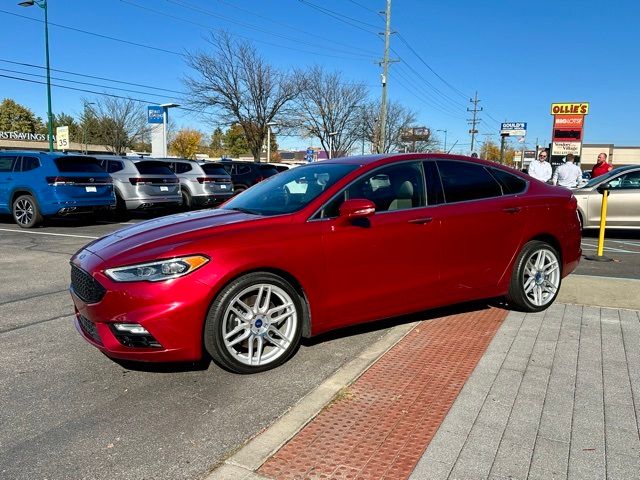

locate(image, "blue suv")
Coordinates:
0 151 115 228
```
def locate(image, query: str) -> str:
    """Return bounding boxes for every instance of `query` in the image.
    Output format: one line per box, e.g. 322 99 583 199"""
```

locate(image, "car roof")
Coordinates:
320 152 507 169
0 150 89 158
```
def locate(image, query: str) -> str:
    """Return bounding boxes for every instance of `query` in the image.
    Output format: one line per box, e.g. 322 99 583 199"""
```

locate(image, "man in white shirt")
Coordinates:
528 151 552 182
552 153 582 188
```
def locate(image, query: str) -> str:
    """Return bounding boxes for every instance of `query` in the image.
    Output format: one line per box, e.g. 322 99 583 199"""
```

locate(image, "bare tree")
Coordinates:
86 97 148 155
363 100 417 153
185 31 302 161
295 66 368 158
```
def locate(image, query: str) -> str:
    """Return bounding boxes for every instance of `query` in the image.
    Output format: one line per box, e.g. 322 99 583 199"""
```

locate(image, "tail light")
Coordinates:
47 176 76 185
568 195 578 210
196 177 218 184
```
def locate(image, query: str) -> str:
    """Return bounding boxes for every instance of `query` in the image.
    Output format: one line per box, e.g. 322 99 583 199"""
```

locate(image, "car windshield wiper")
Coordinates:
226 207 263 215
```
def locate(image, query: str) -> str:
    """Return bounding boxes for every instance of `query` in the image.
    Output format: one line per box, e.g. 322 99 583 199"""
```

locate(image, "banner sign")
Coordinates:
147 106 164 124
0 131 49 141
56 126 69 150
500 122 527 136
552 141 581 156
551 103 589 115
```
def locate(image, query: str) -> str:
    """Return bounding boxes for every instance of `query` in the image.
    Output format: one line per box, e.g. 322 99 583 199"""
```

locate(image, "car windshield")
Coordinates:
580 167 626 188
222 163 358 216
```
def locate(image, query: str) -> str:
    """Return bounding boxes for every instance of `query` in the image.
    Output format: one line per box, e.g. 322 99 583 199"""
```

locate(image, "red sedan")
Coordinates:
70 154 581 373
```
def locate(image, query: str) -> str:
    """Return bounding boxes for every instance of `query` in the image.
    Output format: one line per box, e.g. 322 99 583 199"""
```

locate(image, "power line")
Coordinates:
296 0 381 35
0 9 184 57
346 0 382 16
0 58 186 95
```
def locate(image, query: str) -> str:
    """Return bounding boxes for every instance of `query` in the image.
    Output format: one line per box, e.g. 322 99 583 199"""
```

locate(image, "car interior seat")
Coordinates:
388 180 415 211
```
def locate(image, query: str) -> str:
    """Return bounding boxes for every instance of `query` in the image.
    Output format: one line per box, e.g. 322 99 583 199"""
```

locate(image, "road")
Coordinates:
0 213 637 480
0 214 392 480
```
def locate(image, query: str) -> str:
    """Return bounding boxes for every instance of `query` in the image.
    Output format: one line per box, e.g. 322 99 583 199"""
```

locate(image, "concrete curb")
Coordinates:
204 320 419 480
558 274 640 310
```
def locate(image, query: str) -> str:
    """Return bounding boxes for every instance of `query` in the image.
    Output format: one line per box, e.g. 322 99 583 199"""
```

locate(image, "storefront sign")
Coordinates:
551 103 589 115
147 106 164 124
0 131 49 141
500 122 527 136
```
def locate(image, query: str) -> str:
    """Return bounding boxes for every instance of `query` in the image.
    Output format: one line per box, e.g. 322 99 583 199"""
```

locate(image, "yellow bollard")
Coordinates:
586 186 613 262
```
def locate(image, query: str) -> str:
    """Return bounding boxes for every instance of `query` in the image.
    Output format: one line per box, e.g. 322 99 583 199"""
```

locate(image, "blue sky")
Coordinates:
1 0 638 153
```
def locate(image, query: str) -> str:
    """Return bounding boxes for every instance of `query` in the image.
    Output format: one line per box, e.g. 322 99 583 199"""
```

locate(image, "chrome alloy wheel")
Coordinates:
221 283 297 367
522 248 560 307
14 198 34 226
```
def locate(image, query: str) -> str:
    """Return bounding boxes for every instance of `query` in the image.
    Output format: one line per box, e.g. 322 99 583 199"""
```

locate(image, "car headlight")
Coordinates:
104 255 209 282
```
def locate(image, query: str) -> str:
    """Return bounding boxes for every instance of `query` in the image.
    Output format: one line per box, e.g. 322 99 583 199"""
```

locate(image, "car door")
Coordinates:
0 155 18 211
314 161 442 330
591 169 640 227
434 160 527 302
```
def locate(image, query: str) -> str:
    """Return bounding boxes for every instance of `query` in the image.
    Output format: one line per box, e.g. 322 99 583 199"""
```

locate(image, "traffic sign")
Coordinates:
56 126 69 150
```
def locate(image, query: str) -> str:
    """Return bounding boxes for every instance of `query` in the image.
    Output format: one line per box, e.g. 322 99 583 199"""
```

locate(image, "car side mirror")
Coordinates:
339 199 375 219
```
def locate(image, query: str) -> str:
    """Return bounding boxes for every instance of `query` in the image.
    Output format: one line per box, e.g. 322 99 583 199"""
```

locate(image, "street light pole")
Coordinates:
266 121 277 163
19 0 53 152
437 129 447 152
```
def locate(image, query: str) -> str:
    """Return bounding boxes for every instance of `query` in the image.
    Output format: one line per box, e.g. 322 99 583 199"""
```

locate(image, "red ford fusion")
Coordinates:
70 154 581 373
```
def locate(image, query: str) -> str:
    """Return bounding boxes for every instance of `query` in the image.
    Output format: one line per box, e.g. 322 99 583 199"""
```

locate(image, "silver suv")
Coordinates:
158 158 234 208
96 156 181 213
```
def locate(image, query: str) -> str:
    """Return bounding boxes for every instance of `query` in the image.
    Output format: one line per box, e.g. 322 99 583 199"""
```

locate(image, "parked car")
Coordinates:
95 156 181 214
70 153 581 373
0 151 114 228
573 165 640 229
159 159 233 208
219 160 279 193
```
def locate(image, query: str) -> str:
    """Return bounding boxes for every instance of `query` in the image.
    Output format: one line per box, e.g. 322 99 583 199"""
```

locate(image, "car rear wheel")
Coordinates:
204 272 303 373
12 195 43 228
181 189 192 209
507 240 561 312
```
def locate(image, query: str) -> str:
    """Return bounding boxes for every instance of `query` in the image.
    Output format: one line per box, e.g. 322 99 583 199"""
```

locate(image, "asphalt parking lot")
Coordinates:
0 212 638 480
0 213 394 480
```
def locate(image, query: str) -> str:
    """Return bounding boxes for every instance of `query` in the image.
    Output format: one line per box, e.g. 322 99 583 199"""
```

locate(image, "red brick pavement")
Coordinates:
258 306 508 480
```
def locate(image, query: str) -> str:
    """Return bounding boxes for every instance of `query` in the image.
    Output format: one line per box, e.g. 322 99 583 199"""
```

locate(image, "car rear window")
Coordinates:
437 160 503 203
54 156 105 173
201 163 229 176
134 161 174 175
489 168 527 194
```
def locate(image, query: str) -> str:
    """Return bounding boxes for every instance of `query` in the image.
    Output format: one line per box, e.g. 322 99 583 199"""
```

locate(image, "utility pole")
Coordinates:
467 91 482 155
378 0 396 154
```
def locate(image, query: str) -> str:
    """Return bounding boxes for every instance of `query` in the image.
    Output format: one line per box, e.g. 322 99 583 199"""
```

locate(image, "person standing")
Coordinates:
528 150 552 182
552 153 582 188
591 152 613 178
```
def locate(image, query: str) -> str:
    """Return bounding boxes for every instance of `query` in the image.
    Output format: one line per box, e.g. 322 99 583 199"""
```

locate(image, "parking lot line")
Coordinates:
581 242 639 254
0 228 98 240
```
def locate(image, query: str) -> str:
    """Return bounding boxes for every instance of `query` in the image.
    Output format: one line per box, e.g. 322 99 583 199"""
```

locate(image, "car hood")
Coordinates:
83 208 259 261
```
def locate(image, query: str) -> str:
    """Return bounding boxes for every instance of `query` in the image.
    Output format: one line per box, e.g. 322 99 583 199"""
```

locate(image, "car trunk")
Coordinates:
131 161 180 197
50 156 113 199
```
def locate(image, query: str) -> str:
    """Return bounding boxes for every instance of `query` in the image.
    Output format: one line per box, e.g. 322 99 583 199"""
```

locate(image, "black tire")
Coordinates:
113 192 130 221
12 194 43 228
181 189 192 209
507 240 562 312
232 185 247 196
204 272 304 374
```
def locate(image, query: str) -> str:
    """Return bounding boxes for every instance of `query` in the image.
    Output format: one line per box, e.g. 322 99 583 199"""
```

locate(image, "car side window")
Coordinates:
423 161 445 205
107 161 124 173
608 171 640 190
237 165 251 175
489 167 527 194
0 156 18 172
437 160 503 203
175 162 192 174
318 162 426 219
20 156 40 172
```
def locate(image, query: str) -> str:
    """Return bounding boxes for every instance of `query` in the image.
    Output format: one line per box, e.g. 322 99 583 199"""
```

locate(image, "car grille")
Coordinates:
78 315 102 345
71 265 106 304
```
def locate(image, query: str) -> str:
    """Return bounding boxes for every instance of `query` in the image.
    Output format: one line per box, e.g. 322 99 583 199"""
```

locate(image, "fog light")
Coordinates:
113 323 149 335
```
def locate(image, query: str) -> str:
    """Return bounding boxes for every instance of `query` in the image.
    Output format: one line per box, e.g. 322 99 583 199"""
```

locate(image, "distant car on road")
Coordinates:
574 165 640 229
71 153 581 374
218 160 279 193
156 158 233 208
95 156 181 215
0 151 114 228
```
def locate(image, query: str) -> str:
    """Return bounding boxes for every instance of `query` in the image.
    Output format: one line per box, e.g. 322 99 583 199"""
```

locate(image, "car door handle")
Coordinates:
503 207 521 214
408 217 433 224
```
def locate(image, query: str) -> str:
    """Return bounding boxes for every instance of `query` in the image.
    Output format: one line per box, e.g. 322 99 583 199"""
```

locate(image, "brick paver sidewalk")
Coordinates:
258 305 507 479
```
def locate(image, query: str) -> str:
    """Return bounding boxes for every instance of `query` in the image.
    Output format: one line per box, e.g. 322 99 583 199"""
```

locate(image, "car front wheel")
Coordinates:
12 194 43 228
204 272 304 373
507 240 562 312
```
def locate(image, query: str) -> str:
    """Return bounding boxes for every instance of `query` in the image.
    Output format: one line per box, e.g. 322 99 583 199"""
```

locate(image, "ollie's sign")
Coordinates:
550 103 588 157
